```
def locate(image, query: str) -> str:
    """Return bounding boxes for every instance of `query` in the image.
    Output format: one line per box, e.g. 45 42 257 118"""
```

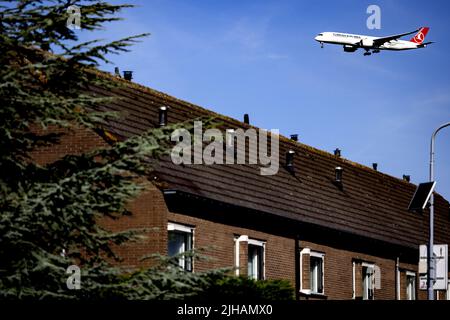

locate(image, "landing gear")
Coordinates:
372 49 380 54
363 51 372 56
320 42 324 49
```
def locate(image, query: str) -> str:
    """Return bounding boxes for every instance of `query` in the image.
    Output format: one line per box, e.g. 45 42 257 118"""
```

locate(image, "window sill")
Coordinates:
299 291 328 299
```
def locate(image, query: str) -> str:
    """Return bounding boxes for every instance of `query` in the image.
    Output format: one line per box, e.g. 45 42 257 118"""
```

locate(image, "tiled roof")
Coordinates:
91 74 450 249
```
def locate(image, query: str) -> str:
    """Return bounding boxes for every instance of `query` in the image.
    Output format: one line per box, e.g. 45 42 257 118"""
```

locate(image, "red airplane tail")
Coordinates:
410 27 429 44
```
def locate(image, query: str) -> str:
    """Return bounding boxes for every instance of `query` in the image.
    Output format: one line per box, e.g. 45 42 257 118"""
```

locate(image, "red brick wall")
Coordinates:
31 125 107 165
30 125 445 300
101 184 167 268
238 240 248 277
164 208 442 301
30 126 167 267
297 240 425 300
398 261 423 300
167 212 432 300
167 211 297 285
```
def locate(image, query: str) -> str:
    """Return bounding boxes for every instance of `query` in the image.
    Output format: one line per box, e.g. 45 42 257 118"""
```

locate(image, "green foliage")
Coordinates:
194 276 295 301
0 0 294 301
0 0 225 299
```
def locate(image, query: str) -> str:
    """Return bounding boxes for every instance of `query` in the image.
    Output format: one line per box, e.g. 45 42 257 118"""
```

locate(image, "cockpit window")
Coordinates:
318 33 323 36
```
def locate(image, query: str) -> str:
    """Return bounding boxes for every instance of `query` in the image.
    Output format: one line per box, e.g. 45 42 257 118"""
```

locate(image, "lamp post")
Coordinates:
427 122 450 300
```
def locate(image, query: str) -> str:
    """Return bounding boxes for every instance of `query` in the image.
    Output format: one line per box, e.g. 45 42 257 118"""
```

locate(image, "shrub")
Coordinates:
194 275 295 301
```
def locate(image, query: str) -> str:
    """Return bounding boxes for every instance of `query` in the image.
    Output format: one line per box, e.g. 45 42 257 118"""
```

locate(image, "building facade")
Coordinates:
34 74 450 300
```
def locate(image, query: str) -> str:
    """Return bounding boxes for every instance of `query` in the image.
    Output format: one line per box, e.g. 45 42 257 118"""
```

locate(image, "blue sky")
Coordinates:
78 0 450 200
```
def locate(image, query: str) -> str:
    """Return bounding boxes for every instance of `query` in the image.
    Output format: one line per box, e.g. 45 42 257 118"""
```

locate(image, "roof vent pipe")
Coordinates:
123 70 133 81
226 129 235 148
243 114 250 124
286 150 295 173
335 166 343 183
290 134 298 142
159 106 168 127
403 175 411 182
372 163 378 171
334 148 341 157
114 67 121 77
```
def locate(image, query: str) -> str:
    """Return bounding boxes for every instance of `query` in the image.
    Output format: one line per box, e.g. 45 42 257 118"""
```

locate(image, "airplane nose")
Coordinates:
314 36 319 41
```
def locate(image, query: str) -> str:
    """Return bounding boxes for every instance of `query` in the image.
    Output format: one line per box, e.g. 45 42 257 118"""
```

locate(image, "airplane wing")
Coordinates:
372 29 419 46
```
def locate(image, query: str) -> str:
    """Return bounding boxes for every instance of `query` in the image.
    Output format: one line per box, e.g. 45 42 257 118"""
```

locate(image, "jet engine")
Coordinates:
343 45 357 52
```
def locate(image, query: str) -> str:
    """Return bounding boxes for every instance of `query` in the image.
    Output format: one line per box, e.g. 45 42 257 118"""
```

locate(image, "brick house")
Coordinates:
34 73 450 300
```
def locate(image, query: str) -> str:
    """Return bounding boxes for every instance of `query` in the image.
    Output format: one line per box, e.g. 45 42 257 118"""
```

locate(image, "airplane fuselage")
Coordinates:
315 32 424 51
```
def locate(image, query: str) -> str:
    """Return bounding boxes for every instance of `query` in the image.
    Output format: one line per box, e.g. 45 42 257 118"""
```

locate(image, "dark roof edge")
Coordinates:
162 188 419 252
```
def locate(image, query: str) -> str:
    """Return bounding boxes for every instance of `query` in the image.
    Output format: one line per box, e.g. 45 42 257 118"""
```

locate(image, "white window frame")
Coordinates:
396 260 400 300
447 280 450 300
167 222 194 271
247 238 266 280
362 262 375 300
405 271 416 300
300 248 325 295
168 222 193 233
309 251 325 295
300 248 310 294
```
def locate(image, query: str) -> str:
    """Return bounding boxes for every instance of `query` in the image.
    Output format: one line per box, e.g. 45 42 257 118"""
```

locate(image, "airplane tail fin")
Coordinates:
410 27 430 44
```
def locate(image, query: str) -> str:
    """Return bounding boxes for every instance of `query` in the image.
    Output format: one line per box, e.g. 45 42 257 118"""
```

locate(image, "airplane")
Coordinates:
314 27 433 56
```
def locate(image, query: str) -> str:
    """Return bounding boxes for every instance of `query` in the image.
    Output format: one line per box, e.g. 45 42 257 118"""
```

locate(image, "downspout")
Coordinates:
295 236 300 300
396 257 400 300
352 261 356 299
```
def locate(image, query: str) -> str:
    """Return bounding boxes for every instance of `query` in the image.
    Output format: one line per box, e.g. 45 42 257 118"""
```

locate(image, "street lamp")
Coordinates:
427 122 450 300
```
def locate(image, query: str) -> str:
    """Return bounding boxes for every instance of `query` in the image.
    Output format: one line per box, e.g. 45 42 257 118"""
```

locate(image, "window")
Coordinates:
353 261 380 299
300 248 325 295
247 239 265 280
447 280 450 300
362 264 375 300
406 272 416 300
167 222 193 271
310 254 324 294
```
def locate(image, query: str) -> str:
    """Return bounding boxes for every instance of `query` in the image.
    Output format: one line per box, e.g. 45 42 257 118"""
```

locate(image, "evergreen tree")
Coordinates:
0 0 223 299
